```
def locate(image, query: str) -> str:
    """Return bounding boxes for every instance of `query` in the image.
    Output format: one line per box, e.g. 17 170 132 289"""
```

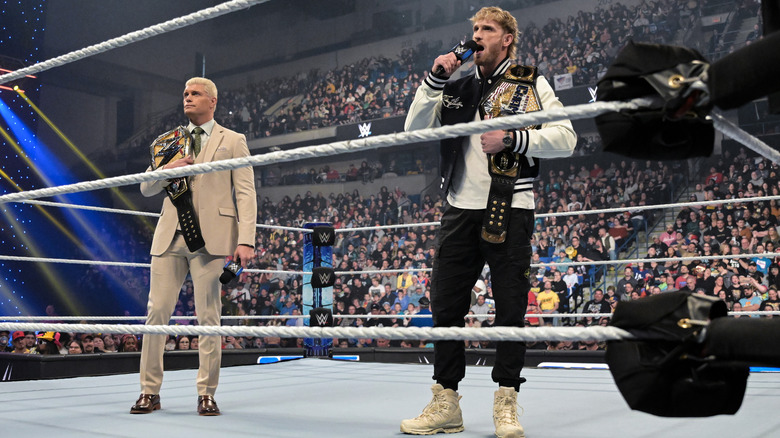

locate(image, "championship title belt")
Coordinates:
478 65 541 244
149 126 206 252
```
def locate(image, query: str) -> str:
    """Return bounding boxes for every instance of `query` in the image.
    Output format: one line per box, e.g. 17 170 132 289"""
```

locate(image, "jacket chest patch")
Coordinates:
442 95 464 109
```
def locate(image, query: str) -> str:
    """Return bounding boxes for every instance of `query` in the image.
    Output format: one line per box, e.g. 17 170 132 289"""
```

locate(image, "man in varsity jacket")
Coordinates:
400 6 576 438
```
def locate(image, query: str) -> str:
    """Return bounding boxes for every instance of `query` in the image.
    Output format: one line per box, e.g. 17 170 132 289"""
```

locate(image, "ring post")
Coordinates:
302 222 335 357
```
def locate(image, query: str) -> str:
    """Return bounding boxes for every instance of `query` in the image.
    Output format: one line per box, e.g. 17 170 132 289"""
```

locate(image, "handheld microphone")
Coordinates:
434 40 483 76
219 257 243 284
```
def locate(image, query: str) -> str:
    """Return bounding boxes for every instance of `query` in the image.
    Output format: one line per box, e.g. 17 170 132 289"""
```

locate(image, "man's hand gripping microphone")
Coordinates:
434 40 483 76
219 257 243 284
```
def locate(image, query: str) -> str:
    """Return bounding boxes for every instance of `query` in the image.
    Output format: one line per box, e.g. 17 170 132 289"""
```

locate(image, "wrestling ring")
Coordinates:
1 1 780 437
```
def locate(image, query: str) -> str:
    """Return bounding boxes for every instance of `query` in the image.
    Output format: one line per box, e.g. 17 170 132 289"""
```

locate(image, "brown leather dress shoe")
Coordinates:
130 394 161 414
197 395 220 416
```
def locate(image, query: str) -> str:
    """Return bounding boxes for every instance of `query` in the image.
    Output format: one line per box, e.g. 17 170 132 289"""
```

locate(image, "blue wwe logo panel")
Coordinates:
302 223 334 356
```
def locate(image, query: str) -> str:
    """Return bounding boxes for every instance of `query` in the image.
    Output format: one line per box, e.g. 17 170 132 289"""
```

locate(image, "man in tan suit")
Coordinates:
131 77 257 416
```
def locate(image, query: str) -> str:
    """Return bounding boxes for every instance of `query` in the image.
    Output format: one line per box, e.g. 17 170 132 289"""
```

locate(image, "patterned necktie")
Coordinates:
191 126 204 157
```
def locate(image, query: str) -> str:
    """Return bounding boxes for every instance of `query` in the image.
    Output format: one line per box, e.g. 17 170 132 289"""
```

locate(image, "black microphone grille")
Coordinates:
464 40 483 52
219 271 234 285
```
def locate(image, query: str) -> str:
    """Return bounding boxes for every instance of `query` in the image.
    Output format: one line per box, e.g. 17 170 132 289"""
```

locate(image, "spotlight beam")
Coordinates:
0 110 149 313
15 89 153 230
0 106 126 260
0 207 84 315
0 165 82 246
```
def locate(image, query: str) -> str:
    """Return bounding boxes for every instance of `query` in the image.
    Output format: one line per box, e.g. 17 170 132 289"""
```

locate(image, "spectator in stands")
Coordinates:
582 289 611 326
739 283 763 316
102 334 118 353
120 334 139 352
81 334 96 354
409 296 432 328
23 332 36 350
176 336 191 350
525 297 542 328
745 24 760 43
537 281 561 327
659 224 679 247
562 266 580 306
91 335 106 353
33 332 61 355
10 331 28 353
732 301 744 316
325 165 340 182
357 160 373 183
616 267 637 301
603 286 619 309
470 294 491 322
599 227 617 261
768 264 780 290
761 289 780 312
345 163 359 182
705 167 724 188
397 269 414 294
67 340 84 355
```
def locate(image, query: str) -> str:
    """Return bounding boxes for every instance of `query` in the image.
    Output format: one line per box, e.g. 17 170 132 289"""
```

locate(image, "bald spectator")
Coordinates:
582 289 611 325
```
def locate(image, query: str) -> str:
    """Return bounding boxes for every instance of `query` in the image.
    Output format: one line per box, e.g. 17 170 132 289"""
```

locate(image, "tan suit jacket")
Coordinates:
141 122 257 255
138 122 256 397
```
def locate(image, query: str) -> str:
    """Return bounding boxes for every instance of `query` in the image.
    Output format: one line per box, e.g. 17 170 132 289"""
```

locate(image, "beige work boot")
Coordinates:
400 384 464 435
493 387 525 438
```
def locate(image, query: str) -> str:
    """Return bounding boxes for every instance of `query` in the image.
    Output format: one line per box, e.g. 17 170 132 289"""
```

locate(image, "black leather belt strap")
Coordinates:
476 64 541 244
166 178 205 252
481 150 519 244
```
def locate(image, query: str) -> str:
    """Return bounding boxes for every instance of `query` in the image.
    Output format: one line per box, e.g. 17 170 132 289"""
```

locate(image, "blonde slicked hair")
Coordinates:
470 6 519 59
185 77 218 100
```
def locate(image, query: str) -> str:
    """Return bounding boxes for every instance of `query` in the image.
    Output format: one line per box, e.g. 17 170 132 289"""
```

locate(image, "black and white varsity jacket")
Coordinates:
405 56 577 210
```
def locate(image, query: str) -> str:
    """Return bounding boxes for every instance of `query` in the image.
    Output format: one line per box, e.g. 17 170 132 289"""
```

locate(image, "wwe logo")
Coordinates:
317 271 331 286
588 86 598 103
358 122 372 138
314 313 330 326
318 231 331 244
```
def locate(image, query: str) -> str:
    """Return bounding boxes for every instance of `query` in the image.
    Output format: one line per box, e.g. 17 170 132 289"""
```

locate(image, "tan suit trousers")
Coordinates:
139 234 223 396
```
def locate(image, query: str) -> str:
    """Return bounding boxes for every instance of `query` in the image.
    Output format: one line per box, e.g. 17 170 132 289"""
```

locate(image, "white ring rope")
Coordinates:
0 315 298 321
0 255 149 268
335 222 441 233
255 223 311 233
0 98 653 205
3 251 775 274
0 322 632 342
0 6 772 345
23 200 160 217
711 113 780 164
335 268 431 275
537 194 780 218
531 252 780 268
243 268 310 275
21 192 780 229
23 200 312 233
0 255 308 275
4 310 777 322
0 98 772 336
0 0 270 85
